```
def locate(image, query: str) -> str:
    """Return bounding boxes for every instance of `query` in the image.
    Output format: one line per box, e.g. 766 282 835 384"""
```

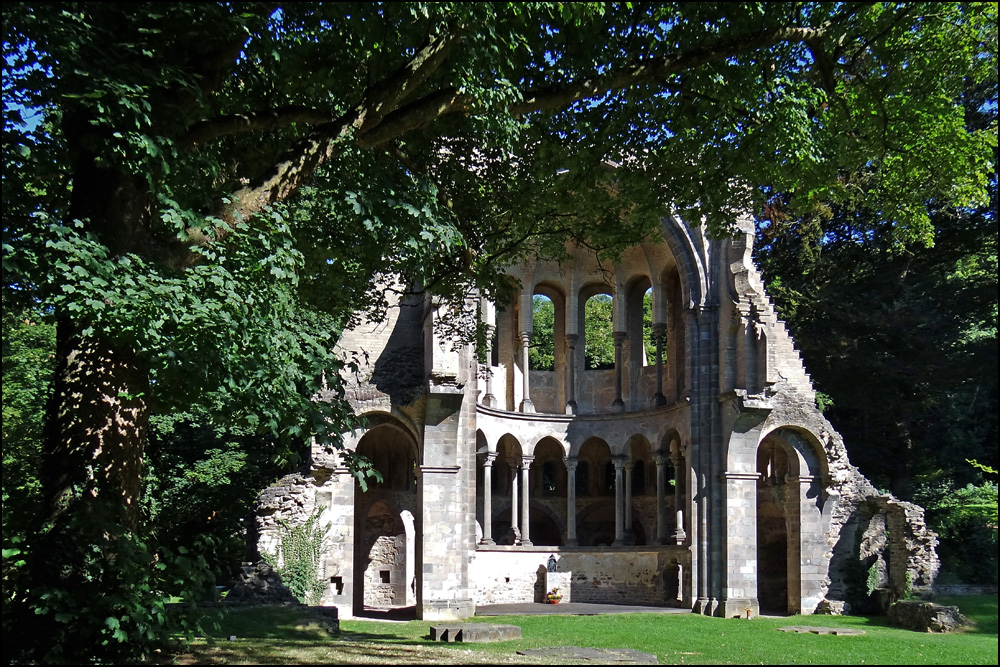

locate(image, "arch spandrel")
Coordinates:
526 434 570 458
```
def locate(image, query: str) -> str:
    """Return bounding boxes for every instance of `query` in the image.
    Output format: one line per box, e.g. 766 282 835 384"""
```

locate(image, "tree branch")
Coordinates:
190 23 835 258
509 25 828 115
178 106 337 149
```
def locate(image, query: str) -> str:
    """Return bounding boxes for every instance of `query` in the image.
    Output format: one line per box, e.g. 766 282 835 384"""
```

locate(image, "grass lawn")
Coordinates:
171 595 998 665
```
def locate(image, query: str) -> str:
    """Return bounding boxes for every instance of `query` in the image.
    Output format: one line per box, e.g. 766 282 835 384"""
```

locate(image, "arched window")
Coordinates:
643 287 657 366
585 294 615 370
530 294 555 371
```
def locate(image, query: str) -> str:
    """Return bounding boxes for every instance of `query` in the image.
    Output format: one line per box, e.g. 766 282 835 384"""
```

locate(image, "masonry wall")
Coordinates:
471 548 690 606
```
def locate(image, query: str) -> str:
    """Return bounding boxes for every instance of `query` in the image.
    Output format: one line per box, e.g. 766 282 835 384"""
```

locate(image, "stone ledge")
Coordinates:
430 623 521 643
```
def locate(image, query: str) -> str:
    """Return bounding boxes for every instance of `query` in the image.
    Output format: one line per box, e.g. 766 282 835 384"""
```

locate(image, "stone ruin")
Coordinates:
253 212 940 621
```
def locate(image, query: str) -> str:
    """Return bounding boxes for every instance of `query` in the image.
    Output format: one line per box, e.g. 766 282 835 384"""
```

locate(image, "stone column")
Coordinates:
671 449 688 545
519 332 534 413
480 453 496 545
565 334 578 414
624 459 635 544
564 457 578 546
652 322 667 406
612 332 626 412
520 456 534 546
654 452 668 544
481 300 497 407
509 461 520 544
612 456 626 546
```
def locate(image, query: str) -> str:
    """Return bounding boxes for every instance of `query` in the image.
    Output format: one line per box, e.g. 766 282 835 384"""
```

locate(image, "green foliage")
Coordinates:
585 295 615 370
0 298 53 536
262 510 330 605
866 563 881 598
814 391 834 413
916 479 999 585
143 410 290 579
2 499 217 664
642 289 656 365
3 3 996 662
529 295 555 371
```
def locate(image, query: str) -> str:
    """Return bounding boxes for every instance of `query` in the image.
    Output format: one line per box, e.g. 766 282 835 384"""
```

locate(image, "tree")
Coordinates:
3 2 995 660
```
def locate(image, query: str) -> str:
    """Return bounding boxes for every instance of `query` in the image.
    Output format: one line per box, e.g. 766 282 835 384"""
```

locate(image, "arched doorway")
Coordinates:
755 437 801 615
353 423 418 611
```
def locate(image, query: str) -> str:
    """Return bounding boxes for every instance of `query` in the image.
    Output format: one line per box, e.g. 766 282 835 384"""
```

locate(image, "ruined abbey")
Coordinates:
256 213 939 620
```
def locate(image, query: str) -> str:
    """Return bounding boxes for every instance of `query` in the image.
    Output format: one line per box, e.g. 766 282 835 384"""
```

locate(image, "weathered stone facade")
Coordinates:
255 212 939 620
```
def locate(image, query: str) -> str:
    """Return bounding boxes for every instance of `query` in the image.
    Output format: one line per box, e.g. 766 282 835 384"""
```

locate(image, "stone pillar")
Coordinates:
481 300 497 407
519 332 534 413
520 456 534 546
671 449 687 545
624 459 635 544
480 453 496 545
565 334 578 414
612 456 626 546
654 452 668 544
652 322 667 406
564 457 578 546
612 332 626 412
509 461 520 544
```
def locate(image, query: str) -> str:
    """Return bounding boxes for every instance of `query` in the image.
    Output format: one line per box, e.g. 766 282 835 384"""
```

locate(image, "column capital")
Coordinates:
624 459 636 472
563 456 578 472
653 452 669 466
564 333 579 346
519 331 532 345
519 455 535 465
612 331 627 344
651 322 668 338
482 451 497 465
612 454 627 469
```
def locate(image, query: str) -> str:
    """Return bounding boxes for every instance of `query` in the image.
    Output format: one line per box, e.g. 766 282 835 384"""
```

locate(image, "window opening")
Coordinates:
576 461 590 496
542 461 557 495
643 287 657 366
530 294 555 371
585 294 614 370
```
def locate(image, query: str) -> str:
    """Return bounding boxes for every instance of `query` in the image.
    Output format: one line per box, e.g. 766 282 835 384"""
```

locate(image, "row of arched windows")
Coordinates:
527 289 659 371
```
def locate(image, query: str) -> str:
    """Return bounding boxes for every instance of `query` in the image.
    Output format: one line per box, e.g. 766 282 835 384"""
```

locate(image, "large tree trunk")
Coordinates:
42 317 150 530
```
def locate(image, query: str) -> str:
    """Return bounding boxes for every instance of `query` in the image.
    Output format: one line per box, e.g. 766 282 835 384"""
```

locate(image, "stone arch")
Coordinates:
495 434 524 497
760 425 830 483
531 437 567 497
626 434 654 495
574 437 614 544
476 428 493 454
352 422 419 612
659 211 707 311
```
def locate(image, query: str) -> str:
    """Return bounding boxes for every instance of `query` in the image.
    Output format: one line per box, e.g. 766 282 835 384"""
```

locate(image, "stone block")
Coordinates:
887 601 970 633
430 624 521 643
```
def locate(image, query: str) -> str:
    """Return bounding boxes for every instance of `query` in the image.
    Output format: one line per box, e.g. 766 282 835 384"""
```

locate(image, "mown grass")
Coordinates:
171 595 998 665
